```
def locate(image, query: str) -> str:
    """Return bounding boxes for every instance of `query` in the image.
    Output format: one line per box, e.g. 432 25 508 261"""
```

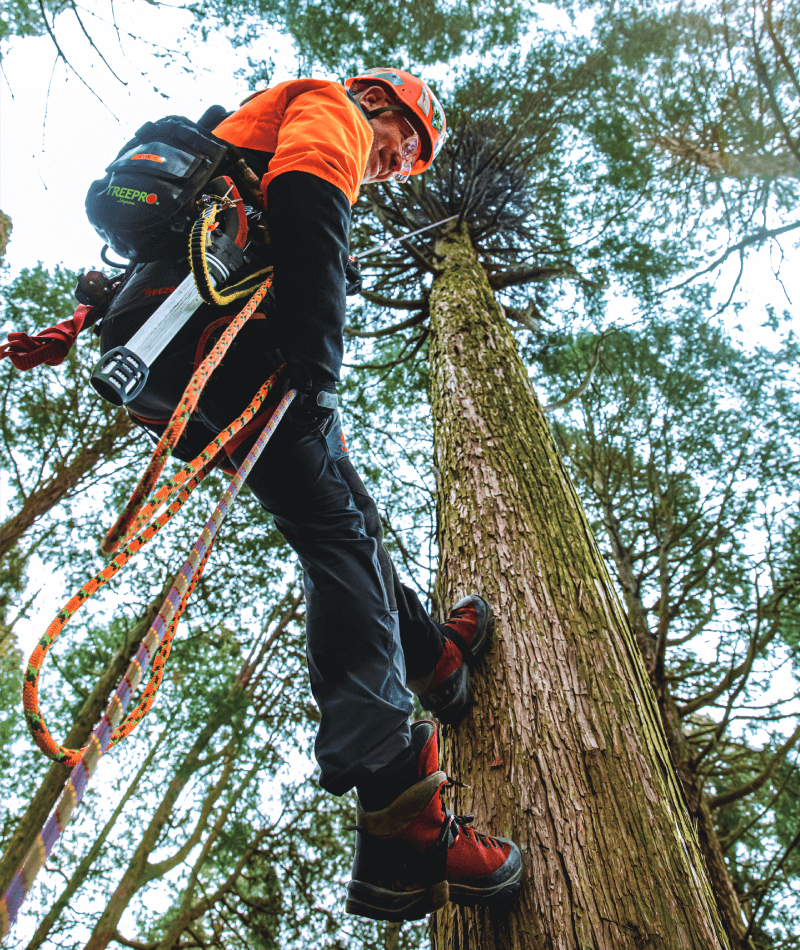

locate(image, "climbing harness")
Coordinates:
90 175 271 406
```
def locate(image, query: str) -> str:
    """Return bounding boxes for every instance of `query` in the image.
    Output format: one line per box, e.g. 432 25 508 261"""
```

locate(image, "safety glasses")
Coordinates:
393 117 421 183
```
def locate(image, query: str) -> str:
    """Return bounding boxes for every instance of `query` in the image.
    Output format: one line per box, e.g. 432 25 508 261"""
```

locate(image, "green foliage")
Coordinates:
0 264 143 654
585 0 800 285
190 0 527 76
540 304 800 944
0 0 64 44
0 645 23 775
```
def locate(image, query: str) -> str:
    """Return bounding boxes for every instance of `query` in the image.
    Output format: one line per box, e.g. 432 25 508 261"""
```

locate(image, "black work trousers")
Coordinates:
100 265 445 794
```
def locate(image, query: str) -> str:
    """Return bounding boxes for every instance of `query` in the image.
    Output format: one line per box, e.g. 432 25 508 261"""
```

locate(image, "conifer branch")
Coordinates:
544 335 605 413
345 311 427 339
708 721 800 809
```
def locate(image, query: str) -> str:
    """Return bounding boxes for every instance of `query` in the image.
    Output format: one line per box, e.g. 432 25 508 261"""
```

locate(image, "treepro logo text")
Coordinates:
106 185 158 205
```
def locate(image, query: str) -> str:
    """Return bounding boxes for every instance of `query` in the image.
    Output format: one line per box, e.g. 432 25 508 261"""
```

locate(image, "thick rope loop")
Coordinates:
22 364 285 766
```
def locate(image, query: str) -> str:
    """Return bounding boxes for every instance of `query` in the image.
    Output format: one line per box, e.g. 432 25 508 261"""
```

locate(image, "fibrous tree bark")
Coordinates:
427 225 732 949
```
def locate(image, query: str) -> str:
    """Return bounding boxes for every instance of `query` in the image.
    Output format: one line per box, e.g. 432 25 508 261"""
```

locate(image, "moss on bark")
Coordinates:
428 225 732 950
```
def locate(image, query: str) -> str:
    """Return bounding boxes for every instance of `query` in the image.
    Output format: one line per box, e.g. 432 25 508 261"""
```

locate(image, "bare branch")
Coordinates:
111 933 157 950
36 0 118 115
67 0 126 85
488 262 580 291
344 330 428 371
360 290 425 310
763 0 800 99
544 335 605 413
753 27 800 164
663 219 800 292
345 311 427 339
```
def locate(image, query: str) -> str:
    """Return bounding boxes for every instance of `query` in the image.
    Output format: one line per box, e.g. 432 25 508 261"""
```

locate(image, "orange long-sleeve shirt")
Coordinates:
213 79 373 207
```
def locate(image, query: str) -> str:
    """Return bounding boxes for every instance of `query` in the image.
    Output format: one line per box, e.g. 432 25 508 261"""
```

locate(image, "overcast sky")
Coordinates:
0 0 319 275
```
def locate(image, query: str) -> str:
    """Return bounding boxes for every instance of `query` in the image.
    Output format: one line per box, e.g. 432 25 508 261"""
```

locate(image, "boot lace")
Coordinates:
443 779 506 850
447 604 470 622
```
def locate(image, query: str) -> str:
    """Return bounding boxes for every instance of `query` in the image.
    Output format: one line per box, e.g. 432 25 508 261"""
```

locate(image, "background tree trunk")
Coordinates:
0 409 132 566
0 578 172 897
23 728 167 950
427 225 731 949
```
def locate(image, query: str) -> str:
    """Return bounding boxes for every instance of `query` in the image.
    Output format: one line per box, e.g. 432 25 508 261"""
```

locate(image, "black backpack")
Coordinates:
85 108 233 264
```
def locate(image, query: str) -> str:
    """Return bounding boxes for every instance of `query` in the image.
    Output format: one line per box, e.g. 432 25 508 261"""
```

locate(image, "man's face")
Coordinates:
359 87 422 184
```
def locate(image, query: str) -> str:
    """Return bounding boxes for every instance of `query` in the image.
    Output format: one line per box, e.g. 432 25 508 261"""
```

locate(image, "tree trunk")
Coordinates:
0 578 172 897
0 409 134 654
427 225 730 949
592 504 751 947
81 724 238 950
658 691 750 949
0 410 133 565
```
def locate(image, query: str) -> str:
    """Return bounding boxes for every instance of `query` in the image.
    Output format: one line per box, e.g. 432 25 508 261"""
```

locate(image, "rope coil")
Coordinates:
189 191 271 308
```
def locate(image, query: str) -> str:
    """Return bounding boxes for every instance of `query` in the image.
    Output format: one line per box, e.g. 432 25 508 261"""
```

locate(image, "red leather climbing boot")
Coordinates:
408 595 494 725
346 720 522 922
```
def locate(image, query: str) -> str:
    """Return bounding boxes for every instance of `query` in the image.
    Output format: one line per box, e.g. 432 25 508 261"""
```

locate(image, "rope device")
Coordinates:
1 183 291 936
189 189 270 307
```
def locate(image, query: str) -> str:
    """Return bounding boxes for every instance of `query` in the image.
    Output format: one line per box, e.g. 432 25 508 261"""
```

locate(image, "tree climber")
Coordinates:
95 67 522 921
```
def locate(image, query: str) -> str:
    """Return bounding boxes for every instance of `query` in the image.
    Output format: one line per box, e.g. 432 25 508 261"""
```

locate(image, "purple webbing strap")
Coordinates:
0 390 296 939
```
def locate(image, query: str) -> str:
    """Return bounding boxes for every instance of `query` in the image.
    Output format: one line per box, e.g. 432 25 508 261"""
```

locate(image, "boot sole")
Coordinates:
345 879 450 922
346 871 522 920
449 862 524 906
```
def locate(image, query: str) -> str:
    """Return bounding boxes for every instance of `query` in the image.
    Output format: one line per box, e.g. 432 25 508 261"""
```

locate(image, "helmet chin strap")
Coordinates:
361 104 406 121
347 92 407 124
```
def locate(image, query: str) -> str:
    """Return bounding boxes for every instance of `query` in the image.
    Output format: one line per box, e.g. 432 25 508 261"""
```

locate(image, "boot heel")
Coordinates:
345 879 450 922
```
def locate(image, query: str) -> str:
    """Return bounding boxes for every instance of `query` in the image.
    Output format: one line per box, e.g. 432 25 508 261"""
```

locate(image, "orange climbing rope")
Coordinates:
23 274 275 765
23 366 282 765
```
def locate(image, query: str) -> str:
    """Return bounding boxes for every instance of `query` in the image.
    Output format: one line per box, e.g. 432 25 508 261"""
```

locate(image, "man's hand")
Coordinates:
345 258 362 296
284 362 338 431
